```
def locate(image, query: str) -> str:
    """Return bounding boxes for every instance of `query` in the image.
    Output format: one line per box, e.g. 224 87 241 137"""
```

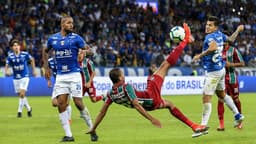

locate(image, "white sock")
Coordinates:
23 97 31 111
18 98 25 112
59 111 72 137
66 105 72 121
201 102 212 126
80 107 93 129
223 94 239 115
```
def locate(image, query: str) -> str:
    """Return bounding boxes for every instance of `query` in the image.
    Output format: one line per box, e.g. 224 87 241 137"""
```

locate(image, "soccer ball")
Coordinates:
169 26 185 43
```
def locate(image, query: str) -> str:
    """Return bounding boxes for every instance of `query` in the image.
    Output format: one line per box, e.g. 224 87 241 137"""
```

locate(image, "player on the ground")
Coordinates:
43 15 98 142
5 39 36 118
217 37 245 131
192 16 244 137
87 23 209 139
80 55 103 102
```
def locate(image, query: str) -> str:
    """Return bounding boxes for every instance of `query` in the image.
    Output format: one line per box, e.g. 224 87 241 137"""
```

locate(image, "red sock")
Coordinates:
95 95 103 102
166 41 187 66
217 100 224 128
170 107 193 127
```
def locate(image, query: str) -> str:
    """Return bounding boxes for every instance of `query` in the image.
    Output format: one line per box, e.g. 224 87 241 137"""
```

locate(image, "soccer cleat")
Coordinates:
216 127 225 131
17 112 22 118
183 23 192 43
90 133 98 142
192 130 208 138
60 136 75 142
191 125 209 138
27 108 32 117
234 113 244 128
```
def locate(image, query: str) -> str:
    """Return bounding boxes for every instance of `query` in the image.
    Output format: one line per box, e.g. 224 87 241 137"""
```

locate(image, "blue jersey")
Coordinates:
48 57 57 78
202 30 227 72
47 32 85 74
6 51 33 79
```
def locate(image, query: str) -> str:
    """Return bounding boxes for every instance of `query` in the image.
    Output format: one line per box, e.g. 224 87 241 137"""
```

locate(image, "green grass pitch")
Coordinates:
0 93 255 144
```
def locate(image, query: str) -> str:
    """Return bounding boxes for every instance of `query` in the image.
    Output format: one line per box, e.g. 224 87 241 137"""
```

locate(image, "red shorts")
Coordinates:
138 74 165 110
225 82 239 99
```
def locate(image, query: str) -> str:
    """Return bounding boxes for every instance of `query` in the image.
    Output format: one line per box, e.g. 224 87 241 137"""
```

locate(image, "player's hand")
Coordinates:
192 54 201 62
44 68 51 80
183 23 193 43
86 82 91 88
86 129 96 134
237 25 244 32
47 80 52 87
151 118 162 128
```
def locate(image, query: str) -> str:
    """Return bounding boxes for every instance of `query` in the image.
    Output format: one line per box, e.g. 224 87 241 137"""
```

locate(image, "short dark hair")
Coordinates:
9 39 20 47
207 16 221 27
109 68 122 84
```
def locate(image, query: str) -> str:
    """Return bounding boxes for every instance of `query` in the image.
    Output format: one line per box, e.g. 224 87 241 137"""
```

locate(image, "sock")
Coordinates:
170 107 194 127
166 41 187 66
217 100 224 128
23 97 31 111
66 105 72 121
80 107 93 129
59 111 72 137
18 98 25 112
95 95 103 102
223 94 239 115
201 102 212 126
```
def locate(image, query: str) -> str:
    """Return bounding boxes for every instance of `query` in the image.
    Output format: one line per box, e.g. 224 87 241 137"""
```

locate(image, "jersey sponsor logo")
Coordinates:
61 41 64 45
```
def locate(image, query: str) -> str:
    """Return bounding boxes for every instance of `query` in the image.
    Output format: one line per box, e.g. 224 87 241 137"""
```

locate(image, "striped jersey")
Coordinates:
202 30 227 72
105 83 153 109
82 58 95 83
223 45 244 84
6 51 33 79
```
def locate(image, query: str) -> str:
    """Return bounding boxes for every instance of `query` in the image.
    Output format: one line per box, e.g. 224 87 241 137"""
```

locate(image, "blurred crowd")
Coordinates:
0 0 255 68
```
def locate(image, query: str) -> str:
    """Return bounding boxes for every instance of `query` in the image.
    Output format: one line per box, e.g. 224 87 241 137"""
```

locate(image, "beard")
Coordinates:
65 28 73 34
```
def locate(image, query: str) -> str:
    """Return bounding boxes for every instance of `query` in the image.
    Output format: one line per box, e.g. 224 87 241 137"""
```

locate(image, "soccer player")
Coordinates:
81 56 103 102
87 23 209 139
192 16 244 137
217 38 245 131
45 57 72 122
43 16 98 142
5 39 36 118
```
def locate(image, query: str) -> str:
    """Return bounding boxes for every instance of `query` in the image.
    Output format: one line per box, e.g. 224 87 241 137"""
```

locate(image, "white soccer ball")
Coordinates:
169 26 185 43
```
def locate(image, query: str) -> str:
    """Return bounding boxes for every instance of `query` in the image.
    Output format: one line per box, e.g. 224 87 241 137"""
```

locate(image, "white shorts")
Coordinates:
52 72 83 99
13 77 30 93
203 68 225 95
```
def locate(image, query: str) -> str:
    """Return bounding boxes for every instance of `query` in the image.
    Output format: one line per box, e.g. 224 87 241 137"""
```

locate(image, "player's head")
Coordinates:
9 39 20 52
61 15 74 34
205 16 221 34
109 68 125 84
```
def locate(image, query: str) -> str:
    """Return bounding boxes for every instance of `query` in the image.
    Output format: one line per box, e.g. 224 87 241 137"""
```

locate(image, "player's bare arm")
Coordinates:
228 25 244 42
225 61 245 68
86 102 111 134
4 63 11 76
132 99 162 128
42 47 51 79
193 41 217 61
30 58 37 77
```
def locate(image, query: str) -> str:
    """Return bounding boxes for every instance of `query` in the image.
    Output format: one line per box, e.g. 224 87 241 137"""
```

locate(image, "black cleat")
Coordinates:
17 112 22 118
60 136 74 142
90 133 98 142
27 108 32 117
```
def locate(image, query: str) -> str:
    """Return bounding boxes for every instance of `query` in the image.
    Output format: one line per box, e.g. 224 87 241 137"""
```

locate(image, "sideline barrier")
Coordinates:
0 76 255 96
